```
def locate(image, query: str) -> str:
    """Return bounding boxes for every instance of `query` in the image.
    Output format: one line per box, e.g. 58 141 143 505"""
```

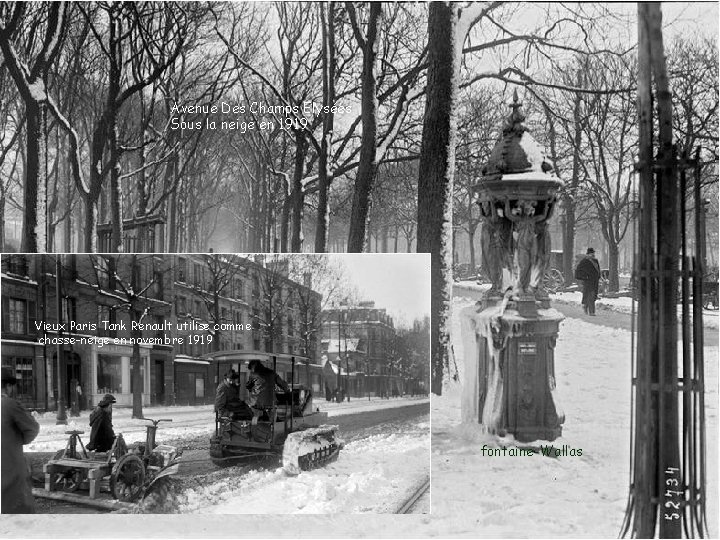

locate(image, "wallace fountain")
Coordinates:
460 91 565 442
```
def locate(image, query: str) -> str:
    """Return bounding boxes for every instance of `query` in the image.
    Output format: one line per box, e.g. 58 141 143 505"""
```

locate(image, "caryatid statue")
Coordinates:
473 91 562 313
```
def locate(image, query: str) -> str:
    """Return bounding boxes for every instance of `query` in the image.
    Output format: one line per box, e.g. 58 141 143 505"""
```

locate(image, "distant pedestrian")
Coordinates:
1 366 40 514
574 248 601 316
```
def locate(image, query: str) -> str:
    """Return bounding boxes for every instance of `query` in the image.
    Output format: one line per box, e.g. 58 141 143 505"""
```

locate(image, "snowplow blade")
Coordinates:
282 425 343 476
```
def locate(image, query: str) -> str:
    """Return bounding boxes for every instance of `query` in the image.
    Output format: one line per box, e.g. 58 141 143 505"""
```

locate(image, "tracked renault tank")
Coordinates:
207 353 342 473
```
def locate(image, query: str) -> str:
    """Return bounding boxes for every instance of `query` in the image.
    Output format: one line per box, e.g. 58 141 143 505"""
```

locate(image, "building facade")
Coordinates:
321 301 408 398
0 254 322 411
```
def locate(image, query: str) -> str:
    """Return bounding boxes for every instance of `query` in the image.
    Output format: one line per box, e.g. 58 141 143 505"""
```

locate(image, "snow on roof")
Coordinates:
325 338 364 353
174 356 210 365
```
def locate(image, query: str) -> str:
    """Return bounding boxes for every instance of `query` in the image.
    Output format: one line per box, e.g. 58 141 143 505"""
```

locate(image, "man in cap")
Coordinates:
1 366 40 513
215 369 241 419
574 247 601 316
87 393 116 452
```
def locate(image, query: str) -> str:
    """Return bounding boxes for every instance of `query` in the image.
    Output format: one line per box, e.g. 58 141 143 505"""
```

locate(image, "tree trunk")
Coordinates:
468 226 476 270
563 73 584 285
280 192 291 253
416 3 461 396
347 2 381 253
314 2 336 253
84 195 98 252
607 240 619 292
0 192 5 252
168 189 178 252
22 101 48 252
109 125 124 252
131 307 144 419
291 133 308 252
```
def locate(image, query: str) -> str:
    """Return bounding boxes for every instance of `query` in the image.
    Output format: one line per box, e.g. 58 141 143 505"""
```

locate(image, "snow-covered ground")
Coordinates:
178 417 429 514
26 396 429 452
454 280 720 330
431 294 719 537
552 290 720 329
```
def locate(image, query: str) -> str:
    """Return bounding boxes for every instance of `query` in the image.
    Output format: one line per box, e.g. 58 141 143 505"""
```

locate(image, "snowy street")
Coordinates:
431 293 718 537
26 397 429 515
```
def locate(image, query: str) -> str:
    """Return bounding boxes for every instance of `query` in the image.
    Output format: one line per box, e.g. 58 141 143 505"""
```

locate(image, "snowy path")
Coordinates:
432 295 718 537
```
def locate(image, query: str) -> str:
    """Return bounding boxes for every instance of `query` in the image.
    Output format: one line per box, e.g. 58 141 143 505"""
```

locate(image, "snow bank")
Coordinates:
179 419 430 514
434 295 718 537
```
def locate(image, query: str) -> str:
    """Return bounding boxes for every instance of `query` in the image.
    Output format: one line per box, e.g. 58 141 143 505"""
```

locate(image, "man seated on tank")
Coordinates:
245 360 290 419
215 370 240 418
87 393 116 452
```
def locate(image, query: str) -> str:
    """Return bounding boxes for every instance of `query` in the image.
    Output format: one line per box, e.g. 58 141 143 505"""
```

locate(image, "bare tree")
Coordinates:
0 2 68 252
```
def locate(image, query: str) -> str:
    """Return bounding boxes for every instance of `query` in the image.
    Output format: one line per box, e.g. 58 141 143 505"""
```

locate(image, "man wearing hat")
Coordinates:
1 366 40 513
215 369 240 418
87 393 116 452
574 247 601 315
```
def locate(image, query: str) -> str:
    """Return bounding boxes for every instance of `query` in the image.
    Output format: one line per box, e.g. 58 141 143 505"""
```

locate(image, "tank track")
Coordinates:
297 442 341 471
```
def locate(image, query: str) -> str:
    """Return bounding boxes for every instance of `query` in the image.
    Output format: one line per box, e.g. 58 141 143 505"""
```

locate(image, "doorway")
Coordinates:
154 360 165 405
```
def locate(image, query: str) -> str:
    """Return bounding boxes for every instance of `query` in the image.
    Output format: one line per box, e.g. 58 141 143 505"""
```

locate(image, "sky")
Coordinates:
334 253 431 328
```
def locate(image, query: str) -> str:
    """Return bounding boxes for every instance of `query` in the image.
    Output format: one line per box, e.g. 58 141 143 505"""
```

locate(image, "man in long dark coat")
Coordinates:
246 360 290 415
574 247 601 315
87 393 116 451
1 367 40 513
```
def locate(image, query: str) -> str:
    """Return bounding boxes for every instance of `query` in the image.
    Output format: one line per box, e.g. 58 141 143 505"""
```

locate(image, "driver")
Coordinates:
245 360 290 416
214 370 240 419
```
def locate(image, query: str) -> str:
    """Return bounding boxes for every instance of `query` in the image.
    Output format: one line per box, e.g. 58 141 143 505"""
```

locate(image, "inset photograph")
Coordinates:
1 253 430 514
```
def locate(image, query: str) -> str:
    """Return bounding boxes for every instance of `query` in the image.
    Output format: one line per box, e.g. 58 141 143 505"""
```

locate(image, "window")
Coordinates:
97 355 122 394
234 279 243 300
194 263 203 288
221 307 228 322
8 299 27 334
194 300 202 318
177 258 187 282
154 315 164 339
62 297 77 325
130 361 145 393
153 272 164 299
178 297 187 316
3 358 34 399
195 375 205 398
3 255 29 276
98 306 116 337
132 263 142 289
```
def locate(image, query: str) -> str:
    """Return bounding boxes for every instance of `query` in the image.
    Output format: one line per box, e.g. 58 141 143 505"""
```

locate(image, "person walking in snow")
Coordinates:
1 367 40 513
574 247 601 315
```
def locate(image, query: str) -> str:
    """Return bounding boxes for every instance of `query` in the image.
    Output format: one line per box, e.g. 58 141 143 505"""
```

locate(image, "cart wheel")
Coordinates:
110 454 145 502
543 269 564 293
